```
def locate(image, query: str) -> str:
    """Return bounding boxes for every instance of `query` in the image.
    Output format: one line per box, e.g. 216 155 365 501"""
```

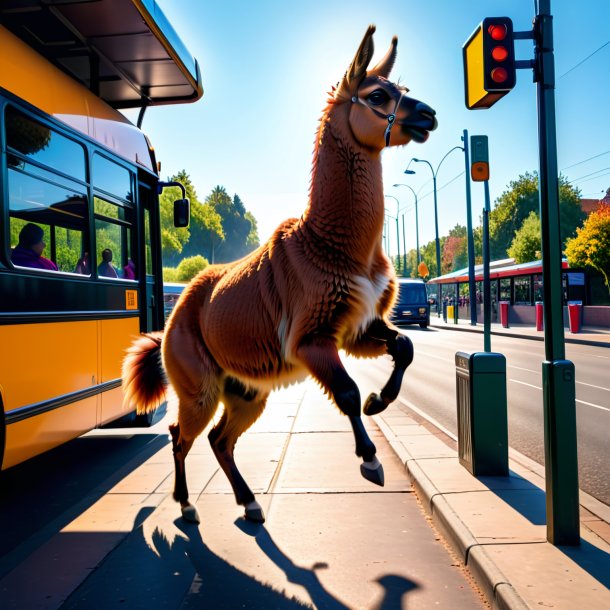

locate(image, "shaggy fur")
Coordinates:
122 25 436 522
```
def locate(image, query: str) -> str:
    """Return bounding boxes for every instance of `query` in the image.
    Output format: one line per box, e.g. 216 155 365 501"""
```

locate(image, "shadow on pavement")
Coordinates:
0 432 168 572
561 539 610 590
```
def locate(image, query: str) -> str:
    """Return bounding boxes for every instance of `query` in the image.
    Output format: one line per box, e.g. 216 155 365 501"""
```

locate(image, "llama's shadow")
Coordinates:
63 508 419 609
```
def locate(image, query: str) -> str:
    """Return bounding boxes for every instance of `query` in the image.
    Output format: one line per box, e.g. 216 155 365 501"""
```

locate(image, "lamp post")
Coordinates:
412 146 464 315
393 182 420 265
384 195 401 272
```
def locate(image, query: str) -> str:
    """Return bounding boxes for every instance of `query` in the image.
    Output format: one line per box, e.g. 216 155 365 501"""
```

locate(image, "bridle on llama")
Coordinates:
351 88 407 147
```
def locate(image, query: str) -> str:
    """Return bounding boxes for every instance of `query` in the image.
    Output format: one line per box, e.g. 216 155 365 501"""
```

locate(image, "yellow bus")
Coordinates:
0 0 203 470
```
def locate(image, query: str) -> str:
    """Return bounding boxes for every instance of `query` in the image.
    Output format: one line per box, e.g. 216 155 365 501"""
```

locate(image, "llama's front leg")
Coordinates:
297 335 384 486
360 319 414 416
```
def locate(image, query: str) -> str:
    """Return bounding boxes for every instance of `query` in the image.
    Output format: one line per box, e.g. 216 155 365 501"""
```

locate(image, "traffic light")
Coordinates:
463 17 516 109
470 135 489 181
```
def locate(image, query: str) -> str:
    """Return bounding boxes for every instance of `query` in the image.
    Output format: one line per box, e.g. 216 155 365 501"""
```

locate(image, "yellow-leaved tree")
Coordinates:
565 203 610 294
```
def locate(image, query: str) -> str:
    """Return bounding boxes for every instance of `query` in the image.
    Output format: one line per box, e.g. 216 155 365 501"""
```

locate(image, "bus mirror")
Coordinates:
174 198 190 227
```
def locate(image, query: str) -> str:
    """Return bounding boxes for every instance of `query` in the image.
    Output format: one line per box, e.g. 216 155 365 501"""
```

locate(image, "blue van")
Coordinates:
391 279 430 328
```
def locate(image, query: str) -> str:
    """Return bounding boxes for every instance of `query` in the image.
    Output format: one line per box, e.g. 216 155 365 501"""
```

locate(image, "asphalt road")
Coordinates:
345 326 610 506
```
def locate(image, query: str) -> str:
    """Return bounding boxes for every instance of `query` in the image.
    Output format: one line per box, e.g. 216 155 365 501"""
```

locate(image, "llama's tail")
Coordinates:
122 331 168 414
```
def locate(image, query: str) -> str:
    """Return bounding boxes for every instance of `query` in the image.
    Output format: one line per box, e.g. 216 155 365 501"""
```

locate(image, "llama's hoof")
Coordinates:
181 502 200 524
360 457 385 487
244 500 265 523
363 392 387 416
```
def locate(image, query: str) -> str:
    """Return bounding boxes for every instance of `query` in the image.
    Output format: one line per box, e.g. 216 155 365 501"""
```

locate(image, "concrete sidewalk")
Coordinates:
370 318 610 609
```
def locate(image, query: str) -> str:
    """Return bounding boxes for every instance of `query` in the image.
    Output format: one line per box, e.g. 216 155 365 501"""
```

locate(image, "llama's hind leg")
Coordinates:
164 324 222 523
169 382 221 523
209 379 268 522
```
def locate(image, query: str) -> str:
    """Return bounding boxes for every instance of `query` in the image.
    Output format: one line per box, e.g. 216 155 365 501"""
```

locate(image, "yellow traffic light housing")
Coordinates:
463 17 516 109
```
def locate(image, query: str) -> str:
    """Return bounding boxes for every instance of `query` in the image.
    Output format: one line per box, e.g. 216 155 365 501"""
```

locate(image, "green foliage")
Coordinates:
565 203 610 293
489 172 584 259
163 267 179 282
176 255 209 282
208 188 256 262
508 211 542 263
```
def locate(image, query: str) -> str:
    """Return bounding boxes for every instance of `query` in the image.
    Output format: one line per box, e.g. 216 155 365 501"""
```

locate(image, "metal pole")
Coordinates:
535 0 579 545
396 210 401 273
432 174 441 315
483 180 492 352
415 194 420 264
463 129 477 325
401 213 407 273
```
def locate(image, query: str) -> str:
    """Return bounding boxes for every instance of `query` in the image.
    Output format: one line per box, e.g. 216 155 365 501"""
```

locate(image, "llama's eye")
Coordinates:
366 89 390 105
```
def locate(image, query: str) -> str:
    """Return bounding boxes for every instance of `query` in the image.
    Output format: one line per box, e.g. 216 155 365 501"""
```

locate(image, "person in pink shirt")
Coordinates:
11 223 58 271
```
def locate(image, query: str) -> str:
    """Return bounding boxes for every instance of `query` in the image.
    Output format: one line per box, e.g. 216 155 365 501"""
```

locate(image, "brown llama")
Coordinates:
122 25 437 524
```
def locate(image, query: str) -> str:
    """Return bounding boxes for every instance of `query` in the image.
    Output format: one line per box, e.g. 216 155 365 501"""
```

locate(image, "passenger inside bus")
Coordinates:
98 248 118 278
123 258 136 280
75 252 90 275
11 223 58 271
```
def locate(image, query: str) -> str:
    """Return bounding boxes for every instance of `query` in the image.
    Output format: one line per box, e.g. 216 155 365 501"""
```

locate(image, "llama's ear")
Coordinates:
368 36 397 78
338 25 376 96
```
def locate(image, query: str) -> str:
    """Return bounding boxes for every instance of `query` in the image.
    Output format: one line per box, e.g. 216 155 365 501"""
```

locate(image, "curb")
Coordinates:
374 413 530 610
429 320 610 348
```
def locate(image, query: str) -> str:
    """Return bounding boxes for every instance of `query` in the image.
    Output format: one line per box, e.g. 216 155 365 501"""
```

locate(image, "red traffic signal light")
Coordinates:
463 17 516 109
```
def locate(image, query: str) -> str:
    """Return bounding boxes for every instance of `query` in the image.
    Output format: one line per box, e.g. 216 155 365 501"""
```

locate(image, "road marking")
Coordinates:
510 380 609 412
591 354 610 360
414 349 451 363
510 379 542 390
576 399 610 413
509 365 540 374
577 381 610 392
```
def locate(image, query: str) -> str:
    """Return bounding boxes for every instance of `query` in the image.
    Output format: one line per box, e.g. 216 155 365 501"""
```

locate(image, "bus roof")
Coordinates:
0 0 203 109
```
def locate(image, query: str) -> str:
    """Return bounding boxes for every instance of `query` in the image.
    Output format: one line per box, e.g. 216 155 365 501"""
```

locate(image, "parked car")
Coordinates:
163 282 186 320
391 279 430 328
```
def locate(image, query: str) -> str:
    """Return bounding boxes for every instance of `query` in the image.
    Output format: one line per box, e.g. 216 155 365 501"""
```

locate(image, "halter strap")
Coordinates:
351 89 407 146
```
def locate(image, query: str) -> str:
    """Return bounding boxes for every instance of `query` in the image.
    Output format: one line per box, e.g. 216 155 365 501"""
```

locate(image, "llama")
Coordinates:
122 25 437 524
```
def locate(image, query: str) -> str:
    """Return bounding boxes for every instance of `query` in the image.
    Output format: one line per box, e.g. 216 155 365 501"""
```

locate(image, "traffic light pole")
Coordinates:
534 0 579 545
482 180 491 353
462 129 477 326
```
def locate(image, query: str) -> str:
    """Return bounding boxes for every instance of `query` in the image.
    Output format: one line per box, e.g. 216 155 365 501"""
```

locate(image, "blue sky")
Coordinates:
126 0 610 256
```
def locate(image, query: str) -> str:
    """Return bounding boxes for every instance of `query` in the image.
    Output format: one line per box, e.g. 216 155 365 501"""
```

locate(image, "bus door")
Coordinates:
138 180 164 332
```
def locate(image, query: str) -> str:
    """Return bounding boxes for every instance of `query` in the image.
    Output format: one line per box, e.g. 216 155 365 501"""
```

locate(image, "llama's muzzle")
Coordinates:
399 101 438 143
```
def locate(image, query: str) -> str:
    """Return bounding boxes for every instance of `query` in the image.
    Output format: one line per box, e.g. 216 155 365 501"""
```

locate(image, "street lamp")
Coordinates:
393 181 420 266
411 146 464 314
384 195 401 272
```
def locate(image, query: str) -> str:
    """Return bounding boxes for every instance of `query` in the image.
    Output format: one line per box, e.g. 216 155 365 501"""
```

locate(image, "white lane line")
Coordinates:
577 381 610 392
509 365 539 374
510 379 609 412
510 379 542 390
415 350 451 363
576 399 610 413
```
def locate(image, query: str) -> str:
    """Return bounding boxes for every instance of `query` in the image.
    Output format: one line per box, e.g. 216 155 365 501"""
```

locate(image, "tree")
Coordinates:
441 224 468 274
207 189 258 262
489 172 584 260
176 255 209 282
565 203 610 293
508 211 542 263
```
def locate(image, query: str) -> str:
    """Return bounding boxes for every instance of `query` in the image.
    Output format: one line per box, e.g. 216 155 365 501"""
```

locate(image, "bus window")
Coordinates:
92 154 133 202
5 106 86 182
5 107 89 273
93 197 134 280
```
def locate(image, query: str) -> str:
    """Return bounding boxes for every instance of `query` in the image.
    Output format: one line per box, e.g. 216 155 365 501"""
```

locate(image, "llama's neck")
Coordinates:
302 103 384 264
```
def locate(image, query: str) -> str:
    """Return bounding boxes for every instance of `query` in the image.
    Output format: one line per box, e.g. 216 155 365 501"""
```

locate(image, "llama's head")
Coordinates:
336 25 437 151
